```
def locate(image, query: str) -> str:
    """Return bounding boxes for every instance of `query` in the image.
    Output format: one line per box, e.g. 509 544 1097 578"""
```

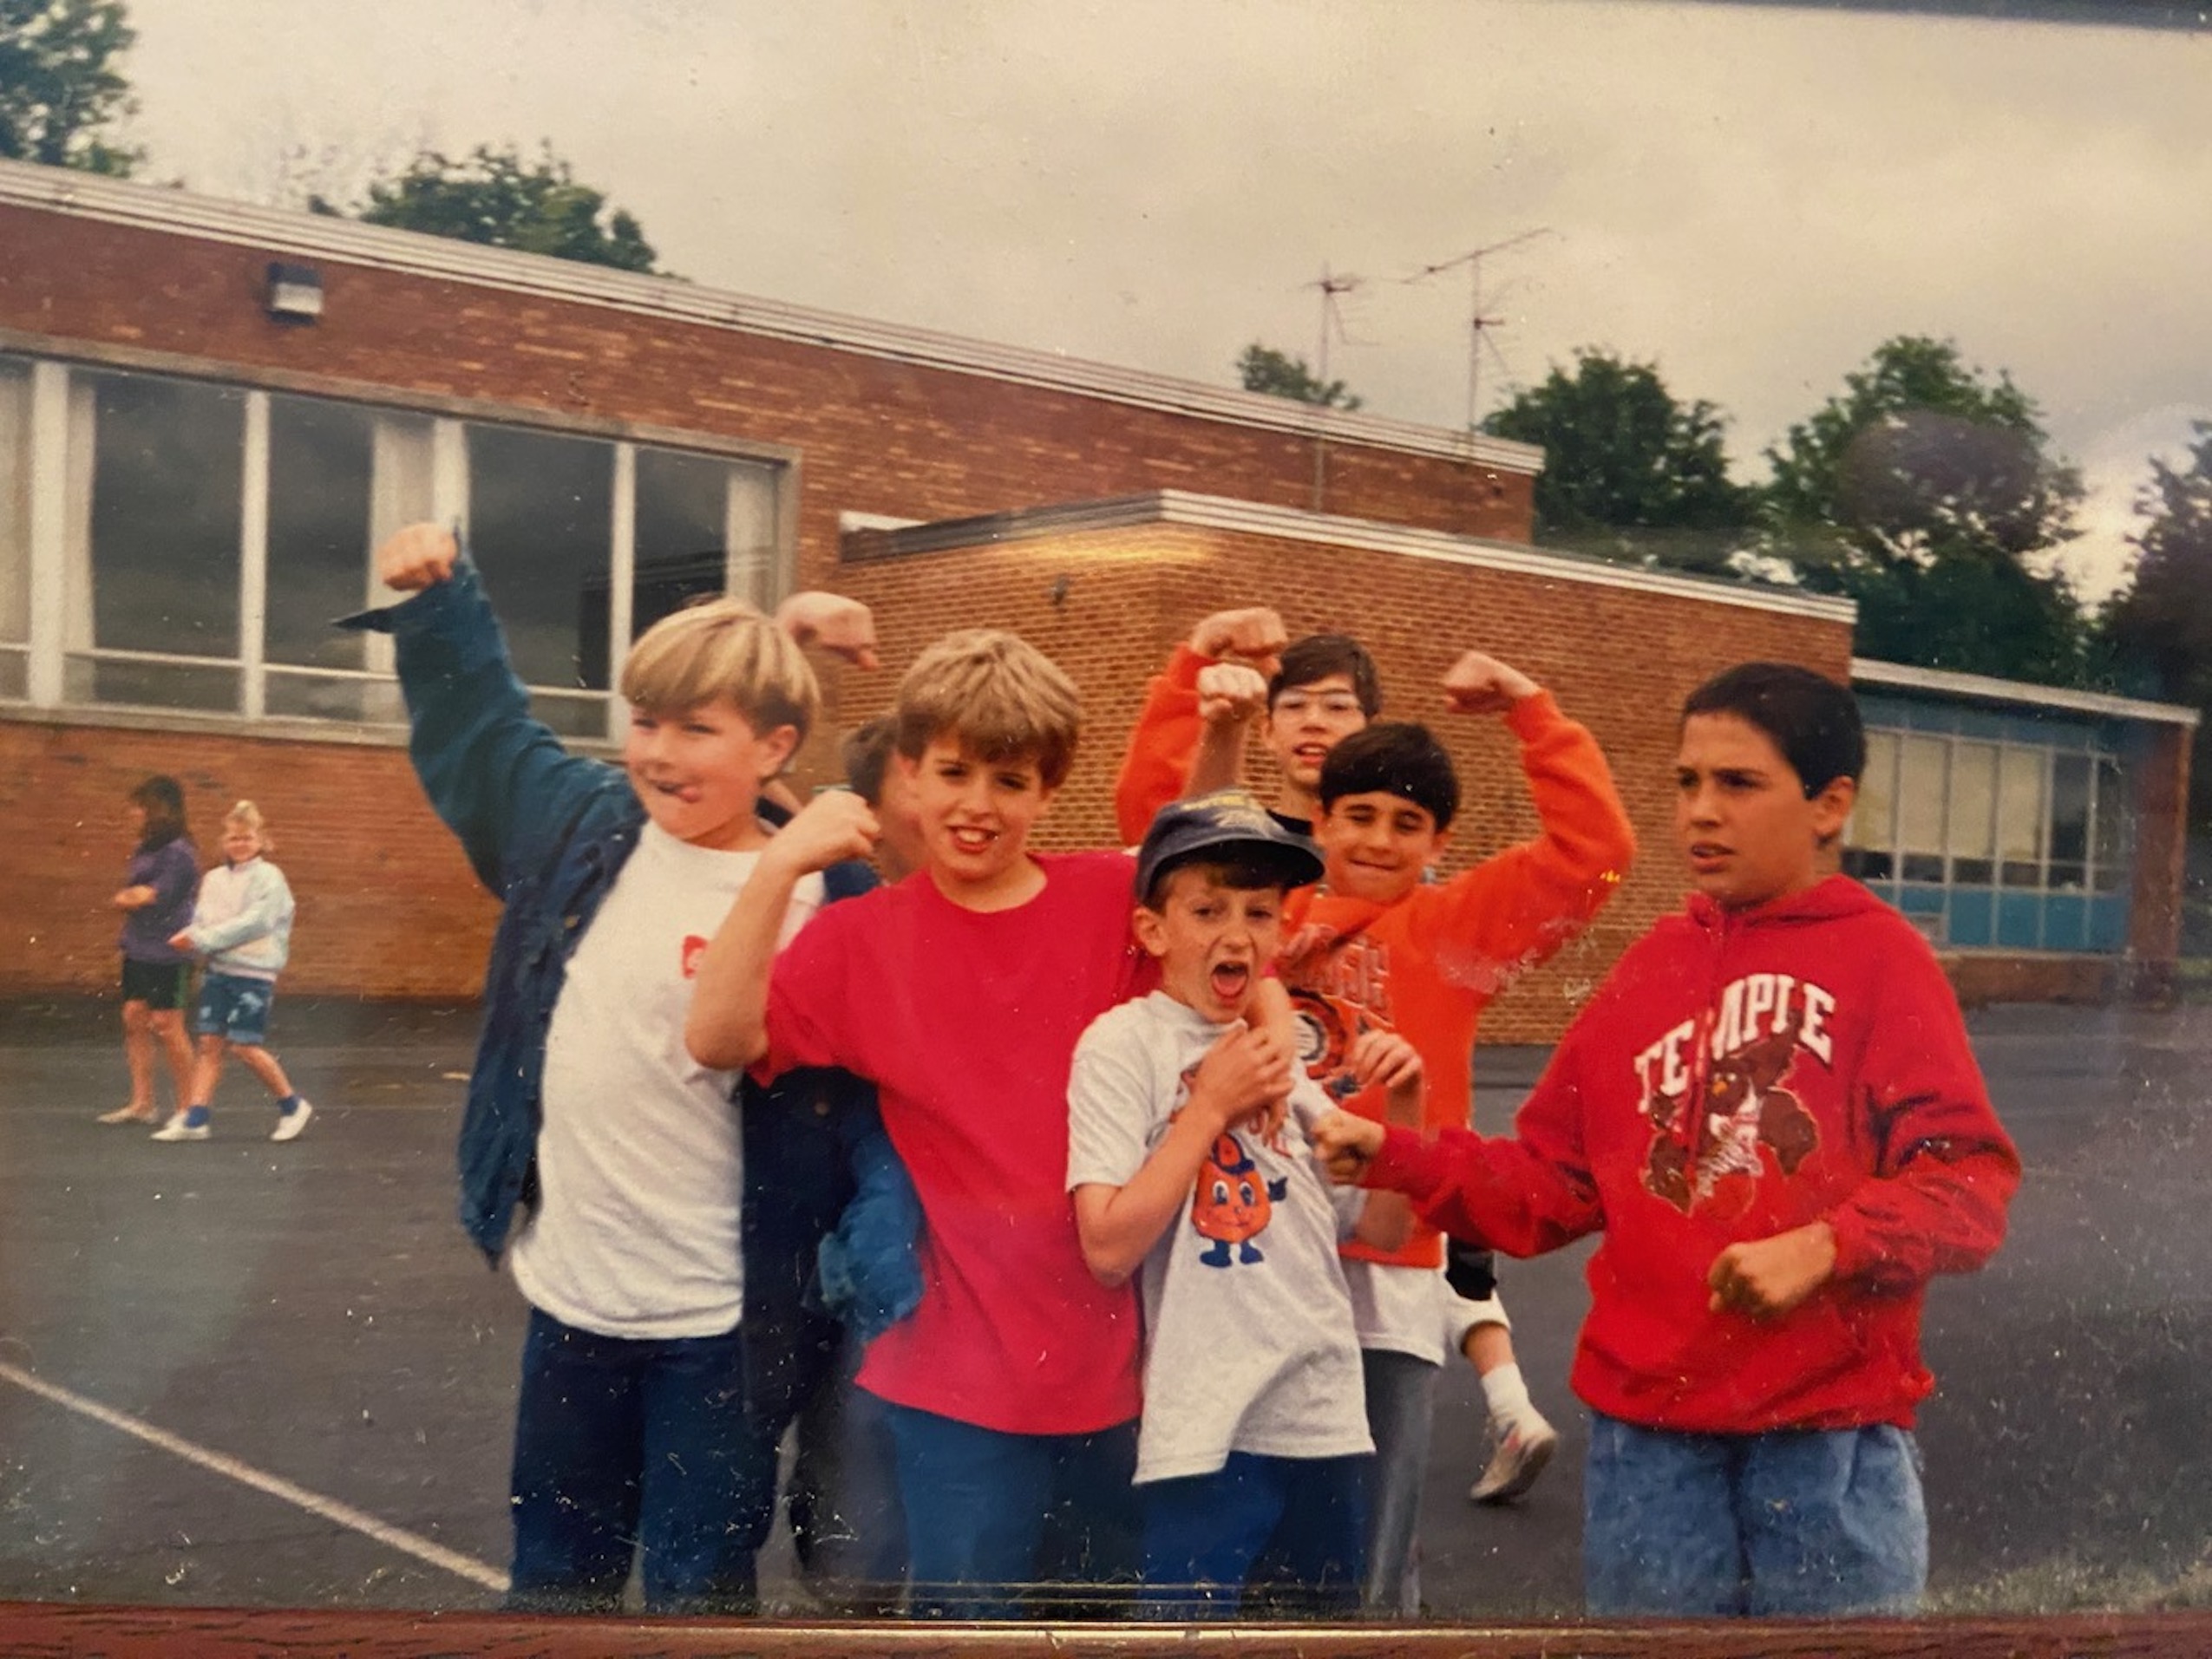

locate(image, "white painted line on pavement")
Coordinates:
0 1358 509 1594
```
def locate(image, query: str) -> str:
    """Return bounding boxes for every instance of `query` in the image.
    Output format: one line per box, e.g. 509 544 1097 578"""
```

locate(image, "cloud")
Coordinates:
119 0 2212 489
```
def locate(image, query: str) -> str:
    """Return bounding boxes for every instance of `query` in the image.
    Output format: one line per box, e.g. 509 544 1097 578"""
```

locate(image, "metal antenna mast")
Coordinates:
1406 227 1551 430
1305 264 1364 509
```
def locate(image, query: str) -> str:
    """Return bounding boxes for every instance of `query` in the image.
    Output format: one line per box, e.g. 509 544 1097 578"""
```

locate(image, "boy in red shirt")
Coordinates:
1318 662 2020 1616
690 630 1298 1618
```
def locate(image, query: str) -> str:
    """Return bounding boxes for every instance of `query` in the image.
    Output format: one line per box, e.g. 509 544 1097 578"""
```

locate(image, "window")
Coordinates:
1845 705 2133 955
1897 734 1948 884
1844 730 1898 881
1997 746 2045 887
0 353 790 734
0 356 29 701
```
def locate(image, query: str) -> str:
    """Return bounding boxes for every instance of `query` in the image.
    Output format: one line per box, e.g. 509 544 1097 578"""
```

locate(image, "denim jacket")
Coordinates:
339 558 920 1352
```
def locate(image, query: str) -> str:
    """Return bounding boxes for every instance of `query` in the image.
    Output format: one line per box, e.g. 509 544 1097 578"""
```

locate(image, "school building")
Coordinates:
0 160 2191 1037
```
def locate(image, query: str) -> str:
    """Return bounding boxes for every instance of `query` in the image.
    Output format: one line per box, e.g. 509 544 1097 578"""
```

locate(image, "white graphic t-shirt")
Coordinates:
1067 991 1372 1483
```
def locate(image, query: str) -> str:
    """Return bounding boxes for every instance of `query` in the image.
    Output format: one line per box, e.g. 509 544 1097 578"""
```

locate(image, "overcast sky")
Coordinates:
113 0 2212 598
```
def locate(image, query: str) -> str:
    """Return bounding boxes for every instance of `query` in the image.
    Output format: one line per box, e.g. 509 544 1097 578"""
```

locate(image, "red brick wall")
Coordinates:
0 203 1537 582
0 717 496 1001
826 521 1857 1042
0 521 1853 1035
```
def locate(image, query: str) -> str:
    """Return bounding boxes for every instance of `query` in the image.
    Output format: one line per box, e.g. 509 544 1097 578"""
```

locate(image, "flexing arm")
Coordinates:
685 790 878 1071
1417 657 1637 988
1072 1022 1295 1287
1112 607 1286 843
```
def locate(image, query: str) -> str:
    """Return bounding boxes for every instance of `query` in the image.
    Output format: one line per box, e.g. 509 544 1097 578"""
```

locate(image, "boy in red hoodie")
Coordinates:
1316 662 2020 1617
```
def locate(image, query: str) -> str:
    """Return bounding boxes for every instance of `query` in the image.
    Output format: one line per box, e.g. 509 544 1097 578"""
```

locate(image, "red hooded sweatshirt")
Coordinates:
1365 875 2019 1433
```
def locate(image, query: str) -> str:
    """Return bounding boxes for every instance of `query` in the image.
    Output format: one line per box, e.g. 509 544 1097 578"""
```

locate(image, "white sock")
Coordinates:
1480 1362 1535 1434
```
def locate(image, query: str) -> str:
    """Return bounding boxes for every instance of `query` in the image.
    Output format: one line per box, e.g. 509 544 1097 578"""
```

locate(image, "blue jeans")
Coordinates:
1359 1349 1437 1617
1583 1412 1928 1617
882 1400 1140 1619
1139 1451 1369 1621
785 1338 906 1615
507 1308 779 1615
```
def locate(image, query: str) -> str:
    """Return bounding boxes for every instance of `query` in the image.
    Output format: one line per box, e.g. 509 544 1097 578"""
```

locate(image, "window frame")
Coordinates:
0 334 800 742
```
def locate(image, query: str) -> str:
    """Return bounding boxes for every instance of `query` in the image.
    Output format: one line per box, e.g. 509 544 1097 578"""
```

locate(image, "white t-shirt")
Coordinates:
1345 1258 1450 1365
1066 991 1372 1484
509 823 824 1340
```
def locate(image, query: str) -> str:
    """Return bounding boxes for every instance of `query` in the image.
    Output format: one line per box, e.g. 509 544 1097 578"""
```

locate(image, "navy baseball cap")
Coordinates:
1135 788 1324 902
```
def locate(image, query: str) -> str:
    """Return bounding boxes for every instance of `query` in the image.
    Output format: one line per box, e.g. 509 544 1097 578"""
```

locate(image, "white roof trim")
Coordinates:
850 491 1859 624
0 160 1543 474
1853 657 2200 728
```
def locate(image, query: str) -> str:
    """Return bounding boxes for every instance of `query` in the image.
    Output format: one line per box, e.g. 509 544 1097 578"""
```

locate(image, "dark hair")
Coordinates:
841 715 899 807
1268 634 1382 717
1142 851 1306 912
1682 663 1866 797
129 774 188 849
1318 722 1460 832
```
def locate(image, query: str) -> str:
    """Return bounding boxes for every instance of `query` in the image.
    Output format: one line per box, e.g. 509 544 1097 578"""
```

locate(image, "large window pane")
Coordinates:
2092 756 2126 894
0 356 29 649
267 394 376 671
1947 740 1998 885
633 446 736 636
466 424 612 692
1998 746 2045 888
2048 752 2091 892
1845 728 1899 880
1897 735 1947 884
86 369 244 659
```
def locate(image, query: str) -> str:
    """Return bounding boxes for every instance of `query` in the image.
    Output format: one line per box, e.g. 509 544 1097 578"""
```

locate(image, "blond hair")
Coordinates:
894 629 1081 787
618 598 819 744
224 799 272 852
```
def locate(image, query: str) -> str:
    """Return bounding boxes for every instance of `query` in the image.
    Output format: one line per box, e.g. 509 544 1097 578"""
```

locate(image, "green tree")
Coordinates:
0 0 141 175
2104 423 2212 820
1480 348 1756 574
352 142 658 273
1236 343 1361 411
1761 335 2094 685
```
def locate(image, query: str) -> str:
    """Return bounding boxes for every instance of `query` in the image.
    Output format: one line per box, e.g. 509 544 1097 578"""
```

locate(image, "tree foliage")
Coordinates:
1236 343 1361 411
352 142 658 273
1761 335 2095 685
2104 424 2212 819
0 0 141 175
1480 348 1756 574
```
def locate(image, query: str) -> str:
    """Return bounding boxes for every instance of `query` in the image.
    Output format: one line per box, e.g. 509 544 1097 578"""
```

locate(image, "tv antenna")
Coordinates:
1406 227 1551 430
1307 264 1365 399
1301 264 1365 510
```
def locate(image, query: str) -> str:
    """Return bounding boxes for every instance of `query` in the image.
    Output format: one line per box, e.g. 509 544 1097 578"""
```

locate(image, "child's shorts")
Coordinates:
193 971 278 1046
121 956 192 1011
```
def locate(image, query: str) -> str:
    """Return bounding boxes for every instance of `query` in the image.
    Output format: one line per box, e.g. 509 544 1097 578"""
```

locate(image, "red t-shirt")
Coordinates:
764 851 1154 1434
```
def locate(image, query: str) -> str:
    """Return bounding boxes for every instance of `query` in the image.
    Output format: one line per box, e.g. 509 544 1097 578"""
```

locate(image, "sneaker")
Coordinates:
150 1113 211 1143
97 1104 160 1125
1470 1410 1558 1504
270 1099 314 1144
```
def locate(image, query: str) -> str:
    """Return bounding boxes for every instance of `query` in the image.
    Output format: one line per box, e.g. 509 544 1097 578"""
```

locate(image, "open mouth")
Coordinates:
1208 960 1252 1003
947 825 998 854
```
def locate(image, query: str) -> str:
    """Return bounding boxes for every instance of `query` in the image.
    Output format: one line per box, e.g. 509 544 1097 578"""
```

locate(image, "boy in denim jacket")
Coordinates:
349 524 915 1615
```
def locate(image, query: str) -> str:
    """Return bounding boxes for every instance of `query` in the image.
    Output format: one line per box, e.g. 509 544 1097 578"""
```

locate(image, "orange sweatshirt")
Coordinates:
1114 644 1638 1269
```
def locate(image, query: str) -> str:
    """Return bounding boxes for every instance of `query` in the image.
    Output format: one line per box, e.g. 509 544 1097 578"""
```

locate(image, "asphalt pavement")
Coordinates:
2 993 2207 1620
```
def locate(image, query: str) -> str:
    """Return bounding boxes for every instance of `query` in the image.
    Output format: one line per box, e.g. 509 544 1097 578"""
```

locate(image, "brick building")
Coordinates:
0 161 2189 1033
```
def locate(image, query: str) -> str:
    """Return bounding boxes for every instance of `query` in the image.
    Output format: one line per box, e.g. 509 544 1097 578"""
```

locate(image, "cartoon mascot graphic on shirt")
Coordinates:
1643 978 1823 1216
1191 1130 1288 1267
